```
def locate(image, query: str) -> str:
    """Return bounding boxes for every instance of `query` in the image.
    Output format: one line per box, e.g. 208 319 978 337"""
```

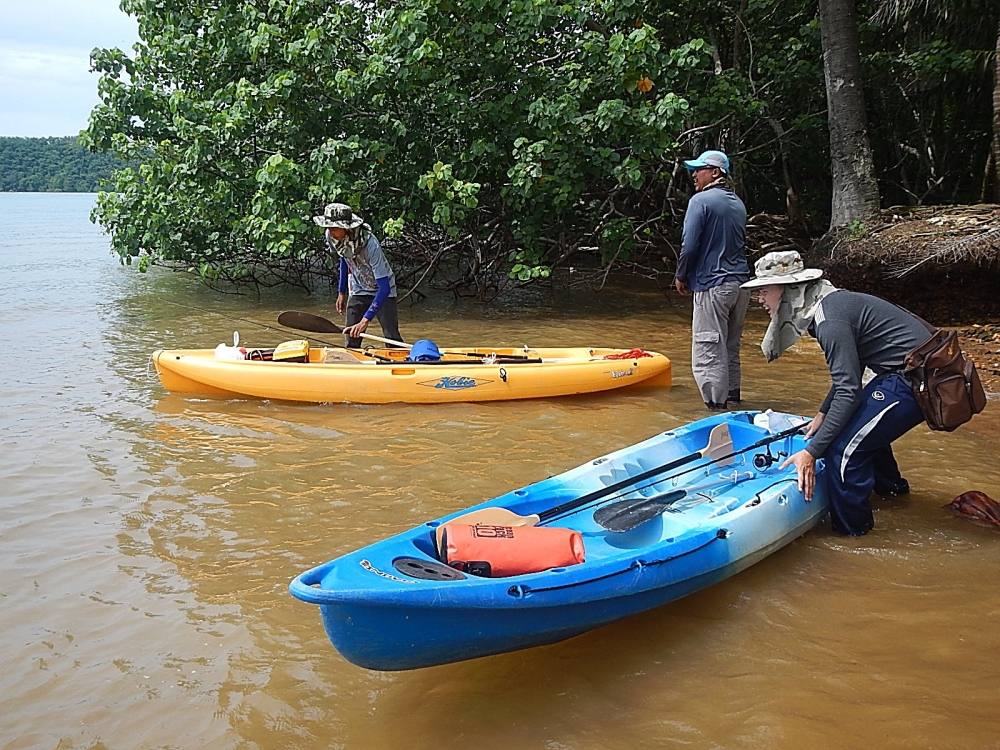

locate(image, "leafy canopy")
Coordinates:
84 0 998 289
84 0 755 288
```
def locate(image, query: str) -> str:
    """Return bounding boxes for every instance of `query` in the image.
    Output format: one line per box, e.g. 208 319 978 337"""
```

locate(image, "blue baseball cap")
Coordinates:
683 150 730 174
406 339 442 363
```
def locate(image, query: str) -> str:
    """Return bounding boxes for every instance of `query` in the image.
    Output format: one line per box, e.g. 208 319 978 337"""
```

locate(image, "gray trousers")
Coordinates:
691 281 750 405
345 295 403 348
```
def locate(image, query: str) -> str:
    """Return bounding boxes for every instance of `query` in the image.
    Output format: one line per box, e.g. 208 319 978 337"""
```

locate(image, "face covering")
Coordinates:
328 224 371 261
760 279 838 362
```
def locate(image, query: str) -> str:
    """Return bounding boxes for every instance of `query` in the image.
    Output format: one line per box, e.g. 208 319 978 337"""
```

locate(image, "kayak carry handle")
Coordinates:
288 560 337 604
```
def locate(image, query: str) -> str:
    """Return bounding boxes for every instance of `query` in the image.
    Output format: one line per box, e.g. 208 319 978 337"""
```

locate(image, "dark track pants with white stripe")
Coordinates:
822 373 924 535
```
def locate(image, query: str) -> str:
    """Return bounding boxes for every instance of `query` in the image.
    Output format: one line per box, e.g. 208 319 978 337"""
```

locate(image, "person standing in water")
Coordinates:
313 202 403 348
674 150 751 409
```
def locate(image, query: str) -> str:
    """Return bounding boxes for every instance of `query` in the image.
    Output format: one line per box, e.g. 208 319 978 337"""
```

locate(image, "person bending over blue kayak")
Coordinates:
313 202 404 348
742 250 931 535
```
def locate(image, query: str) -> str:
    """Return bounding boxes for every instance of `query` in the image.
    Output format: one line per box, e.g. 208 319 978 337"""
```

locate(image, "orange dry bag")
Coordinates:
441 523 585 577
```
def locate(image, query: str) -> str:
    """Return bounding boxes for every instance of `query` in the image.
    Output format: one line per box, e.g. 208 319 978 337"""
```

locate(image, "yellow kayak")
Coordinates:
152 345 671 404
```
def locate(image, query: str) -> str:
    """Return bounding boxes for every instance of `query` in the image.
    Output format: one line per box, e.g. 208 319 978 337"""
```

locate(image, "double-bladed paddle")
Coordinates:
434 423 734 552
278 310 534 361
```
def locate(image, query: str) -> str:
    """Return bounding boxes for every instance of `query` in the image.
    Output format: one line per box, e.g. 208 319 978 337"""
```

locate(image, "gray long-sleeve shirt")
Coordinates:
676 184 749 292
806 290 930 458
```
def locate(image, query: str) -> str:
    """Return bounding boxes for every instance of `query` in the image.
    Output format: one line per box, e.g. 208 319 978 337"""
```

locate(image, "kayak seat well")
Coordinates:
322 349 365 364
411 533 440 560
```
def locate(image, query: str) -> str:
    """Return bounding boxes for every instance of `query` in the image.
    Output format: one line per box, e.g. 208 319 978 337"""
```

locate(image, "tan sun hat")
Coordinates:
312 202 364 229
741 250 823 289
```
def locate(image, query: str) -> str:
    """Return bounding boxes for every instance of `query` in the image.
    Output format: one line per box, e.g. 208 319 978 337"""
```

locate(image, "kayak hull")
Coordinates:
290 412 829 670
152 346 671 404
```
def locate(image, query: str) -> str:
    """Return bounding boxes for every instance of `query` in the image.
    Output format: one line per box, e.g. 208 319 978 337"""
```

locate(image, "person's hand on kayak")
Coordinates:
804 412 825 438
344 317 369 339
336 293 346 315
781 449 816 501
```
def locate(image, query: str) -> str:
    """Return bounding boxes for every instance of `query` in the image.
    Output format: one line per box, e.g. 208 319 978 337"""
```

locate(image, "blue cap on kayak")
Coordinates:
407 339 442 362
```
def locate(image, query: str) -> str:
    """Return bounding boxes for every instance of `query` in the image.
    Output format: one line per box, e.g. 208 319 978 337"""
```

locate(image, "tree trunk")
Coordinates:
818 0 880 229
992 18 1000 202
768 118 805 229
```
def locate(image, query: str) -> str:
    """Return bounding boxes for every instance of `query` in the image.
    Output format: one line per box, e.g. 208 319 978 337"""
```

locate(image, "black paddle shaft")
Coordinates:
538 421 807 524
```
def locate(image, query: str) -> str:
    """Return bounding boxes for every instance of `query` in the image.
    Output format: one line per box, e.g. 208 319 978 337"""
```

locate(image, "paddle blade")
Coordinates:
593 490 687 532
278 310 344 334
703 424 734 466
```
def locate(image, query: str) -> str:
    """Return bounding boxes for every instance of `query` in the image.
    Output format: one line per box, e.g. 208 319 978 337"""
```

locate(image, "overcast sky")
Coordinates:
0 1 138 137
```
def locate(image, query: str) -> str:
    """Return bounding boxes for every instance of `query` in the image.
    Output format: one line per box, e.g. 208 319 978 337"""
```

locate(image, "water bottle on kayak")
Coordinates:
753 409 799 434
214 331 246 360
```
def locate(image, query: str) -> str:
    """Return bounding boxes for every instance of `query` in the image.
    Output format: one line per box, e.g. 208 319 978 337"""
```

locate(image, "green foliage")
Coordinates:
0 137 122 192
84 0 764 287
83 0 998 288
508 261 552 282
417 161 480 237
846 218 868 240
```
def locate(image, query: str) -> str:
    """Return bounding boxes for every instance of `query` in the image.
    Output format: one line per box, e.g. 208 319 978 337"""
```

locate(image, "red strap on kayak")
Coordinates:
603 348 653 360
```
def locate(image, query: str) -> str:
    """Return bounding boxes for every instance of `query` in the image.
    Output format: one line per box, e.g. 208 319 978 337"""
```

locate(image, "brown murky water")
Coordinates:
2 193 999 750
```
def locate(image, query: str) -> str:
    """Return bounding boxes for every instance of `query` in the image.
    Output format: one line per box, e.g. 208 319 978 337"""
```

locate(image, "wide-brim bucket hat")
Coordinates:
741 250 823 289
313 202 364 229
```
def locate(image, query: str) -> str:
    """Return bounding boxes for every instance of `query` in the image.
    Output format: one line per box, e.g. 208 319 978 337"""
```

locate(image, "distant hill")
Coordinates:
0 136 122 192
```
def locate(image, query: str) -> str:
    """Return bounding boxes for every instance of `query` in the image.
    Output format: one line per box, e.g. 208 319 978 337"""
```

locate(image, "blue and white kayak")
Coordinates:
289 411 829 670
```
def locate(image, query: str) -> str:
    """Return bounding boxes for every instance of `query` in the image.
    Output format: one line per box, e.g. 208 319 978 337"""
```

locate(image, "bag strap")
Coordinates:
890 301 938 335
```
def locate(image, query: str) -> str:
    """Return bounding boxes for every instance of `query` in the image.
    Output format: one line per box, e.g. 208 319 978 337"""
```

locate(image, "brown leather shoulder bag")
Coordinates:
903 322 987 431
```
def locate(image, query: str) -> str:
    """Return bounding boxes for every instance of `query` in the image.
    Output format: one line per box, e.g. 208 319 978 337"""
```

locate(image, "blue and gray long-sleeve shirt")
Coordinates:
806 290 930 458
675 184 749 292
329 233 397 321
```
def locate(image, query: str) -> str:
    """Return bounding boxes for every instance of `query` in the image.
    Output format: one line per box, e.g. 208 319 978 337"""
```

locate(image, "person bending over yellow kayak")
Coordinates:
313 202 404 348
